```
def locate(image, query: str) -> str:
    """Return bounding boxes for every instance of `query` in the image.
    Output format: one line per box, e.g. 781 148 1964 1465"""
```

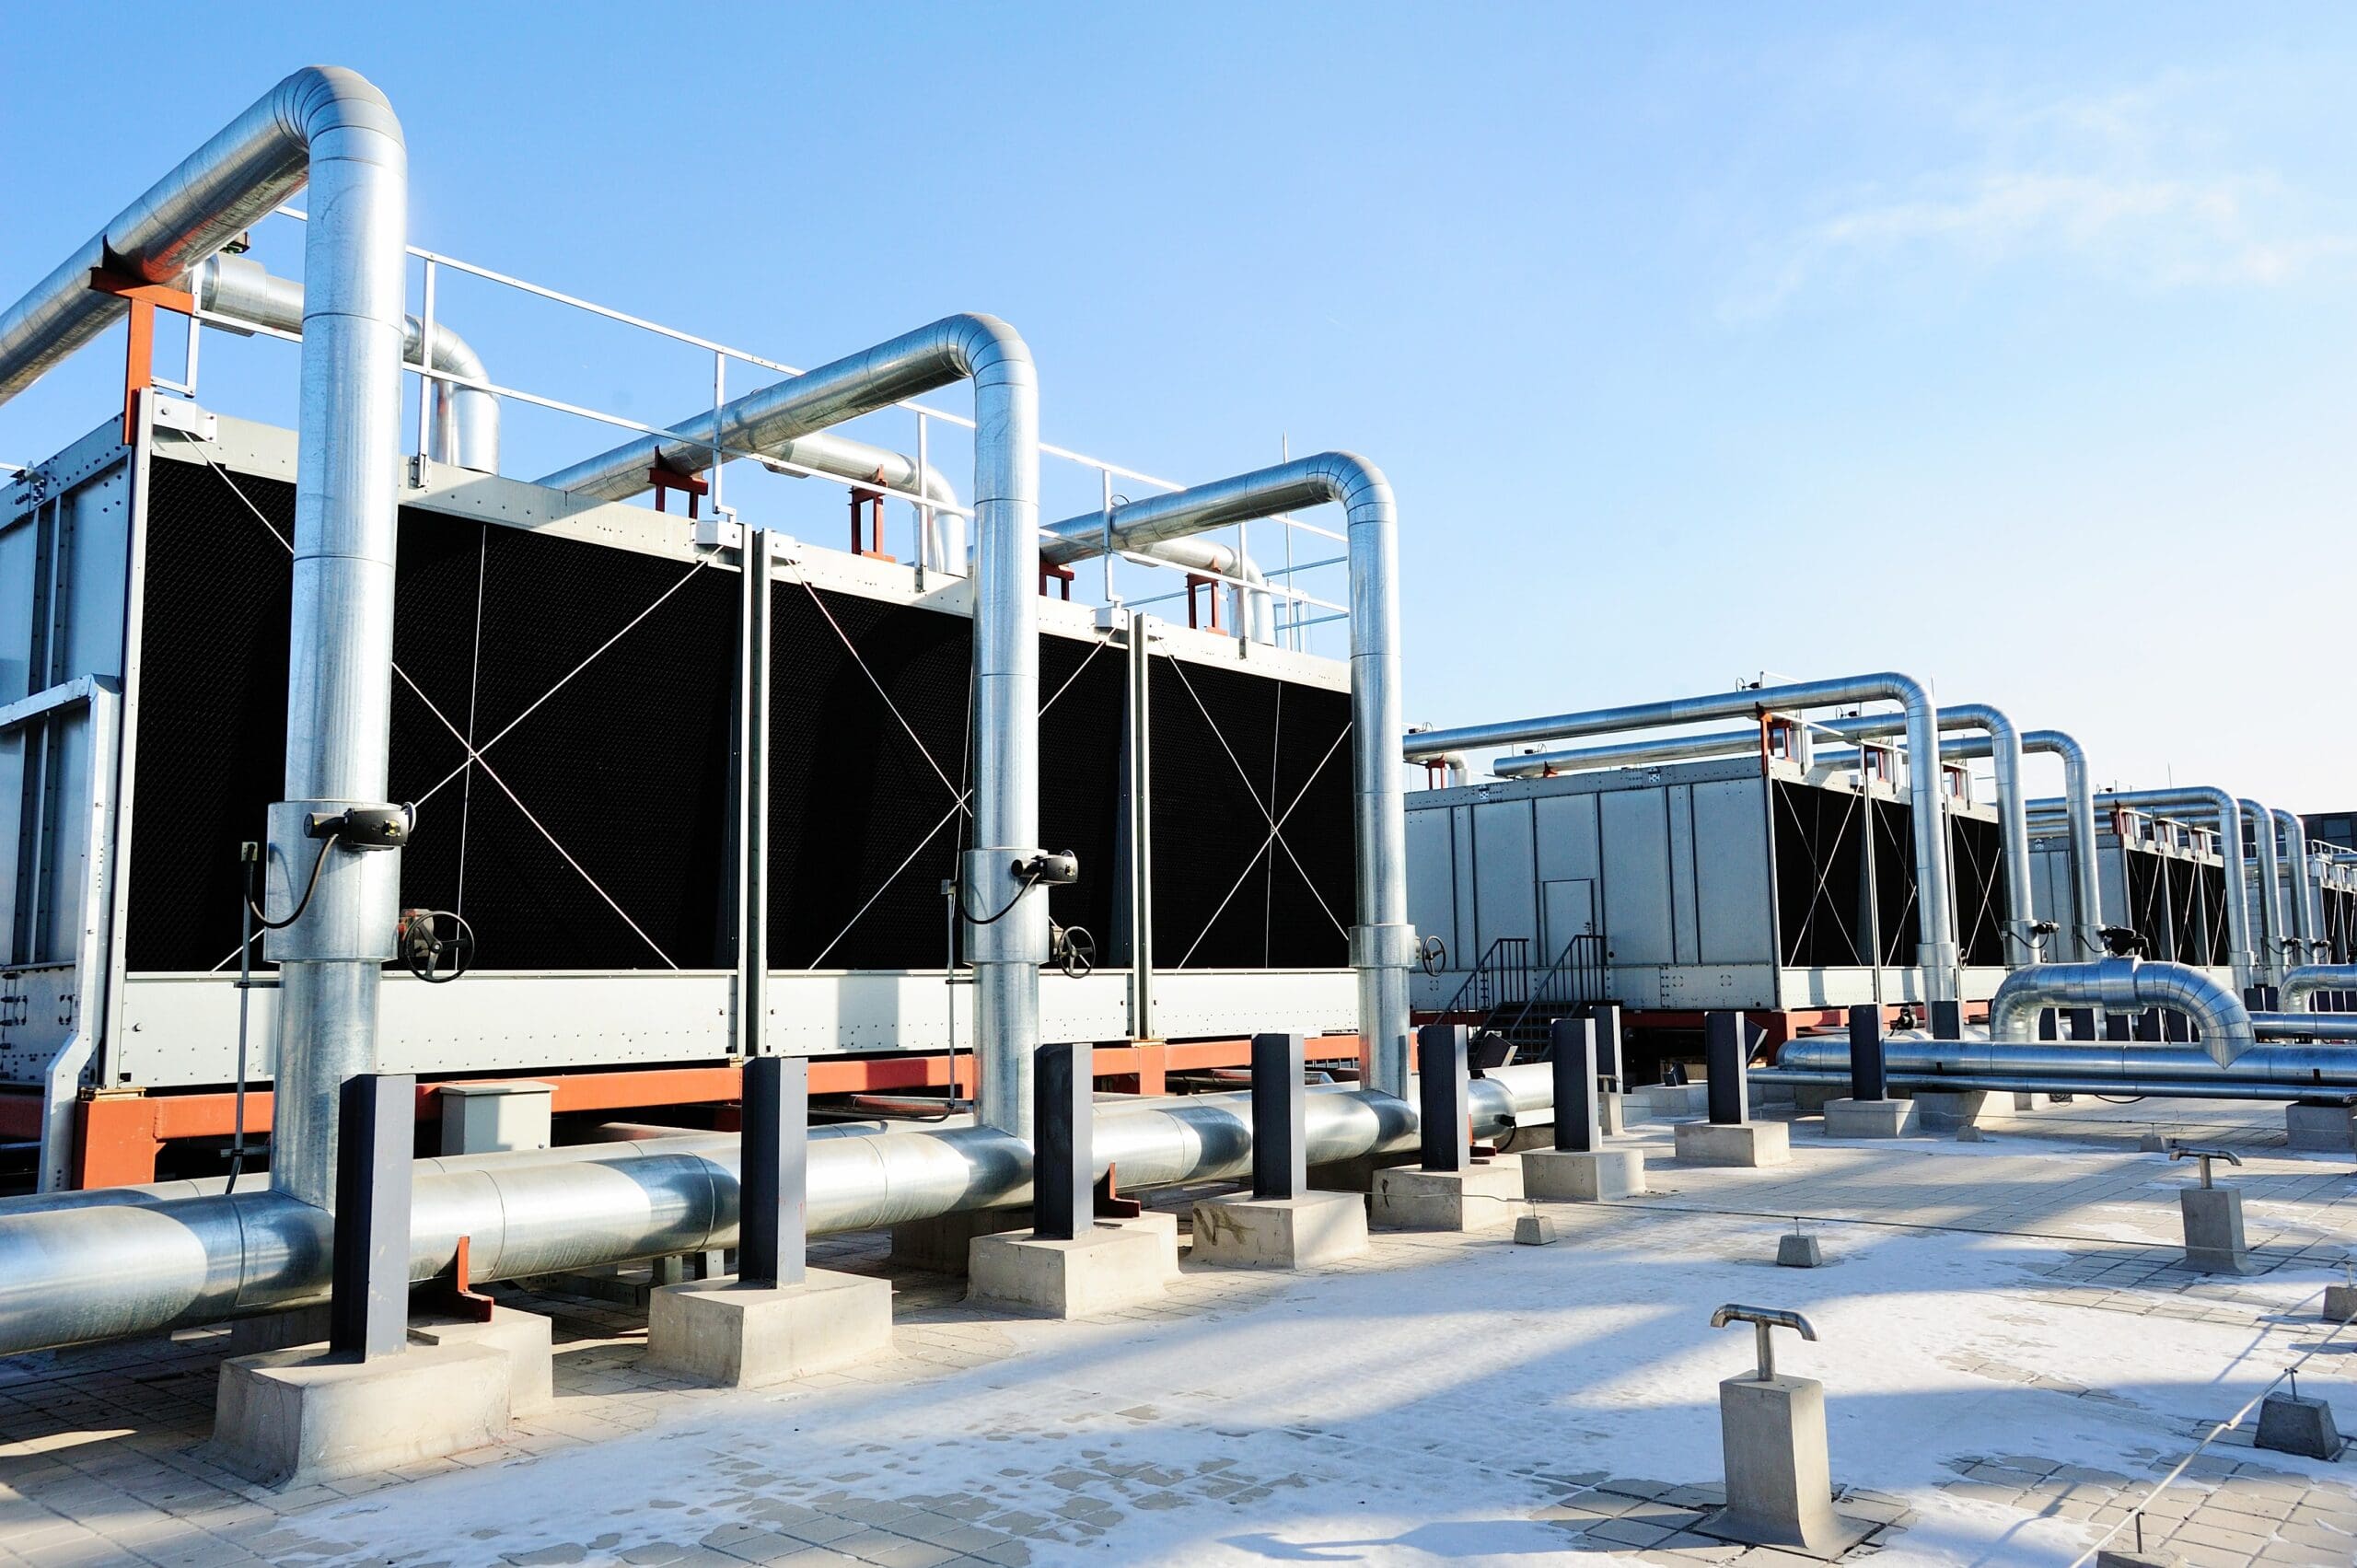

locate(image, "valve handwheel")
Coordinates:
400 908 475 983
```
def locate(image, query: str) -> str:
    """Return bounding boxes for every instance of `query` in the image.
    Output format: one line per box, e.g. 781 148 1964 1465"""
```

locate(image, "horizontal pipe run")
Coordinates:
1777 1033 2357 1088
0 1068 1550 1357
1759 1069 2354 1105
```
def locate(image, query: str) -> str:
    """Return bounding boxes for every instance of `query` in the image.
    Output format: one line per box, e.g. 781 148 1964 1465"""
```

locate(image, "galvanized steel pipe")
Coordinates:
0 69 415 1209
190 253 498 470
0 1070 1546 1356
2242 799 2288 986
1411 674 1961 1002
2276 809 2322 966
2046 788 2257 993
2283 967 2357 1012
1039 455 1413 1095
539 317 1040 1132
1984 957 2254 1066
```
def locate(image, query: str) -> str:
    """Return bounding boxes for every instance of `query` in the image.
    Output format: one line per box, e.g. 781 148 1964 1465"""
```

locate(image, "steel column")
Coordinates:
1249 1032 1307 1200
328 1073 413 1361
1417 1023 1470 1173
1550 1016 1599 1154
1705 1012 1749 1125
1033 1041 1092 1241
737 1055 806 1287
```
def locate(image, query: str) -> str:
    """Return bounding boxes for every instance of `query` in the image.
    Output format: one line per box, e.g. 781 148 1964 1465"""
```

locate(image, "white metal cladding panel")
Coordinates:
1599 789 1674 966
1667 784 1700 964
1533 792 1601 886
108 967 1354 1086
1473 798 1538 954
1693 777 1774 965
1404 804 1458 970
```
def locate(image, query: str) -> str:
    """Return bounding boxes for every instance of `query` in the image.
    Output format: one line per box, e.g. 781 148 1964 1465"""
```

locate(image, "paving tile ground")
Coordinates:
3 1093 2356 1565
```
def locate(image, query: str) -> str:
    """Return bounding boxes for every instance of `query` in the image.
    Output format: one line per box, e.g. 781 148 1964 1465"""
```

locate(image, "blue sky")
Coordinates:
4 4 2351 808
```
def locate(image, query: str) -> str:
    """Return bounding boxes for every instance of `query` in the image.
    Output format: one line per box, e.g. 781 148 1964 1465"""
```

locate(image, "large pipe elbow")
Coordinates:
0 66 401 406
1990 958 2256 1066
2283 966 2357 1012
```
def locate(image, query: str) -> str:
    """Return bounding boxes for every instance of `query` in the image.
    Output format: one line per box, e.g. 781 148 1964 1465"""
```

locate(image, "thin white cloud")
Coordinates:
1725 73 2357 320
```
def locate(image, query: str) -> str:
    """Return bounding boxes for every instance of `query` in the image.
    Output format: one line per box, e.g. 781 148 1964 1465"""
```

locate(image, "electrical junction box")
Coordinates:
438 1081 554 1155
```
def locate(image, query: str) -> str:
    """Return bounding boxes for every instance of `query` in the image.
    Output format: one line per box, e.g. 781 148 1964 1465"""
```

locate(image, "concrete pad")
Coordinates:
1521 1147 1647 1202
225 1303 331 1356
408 1307 554 1415
1911 1090 1989 1132
1822 1098 1920 1139
645 1270 894 1388
212 1342 509 1488
1103 1209 1181 1276
2287 1101 2357 1154
889 1207 1028 1275
1189 1191 1368 1270
1674 1120 1792 1167
1514 1213 1558 1246
2324 1283 2357 1323
2256 1390 2343 1459
1631 1083 1710 1120
1370 1162 1522 1231
2179 1186 2248 1274
968 1224 1167 1318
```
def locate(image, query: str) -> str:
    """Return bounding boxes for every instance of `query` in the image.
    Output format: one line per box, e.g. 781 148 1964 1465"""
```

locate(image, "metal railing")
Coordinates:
1486 934 1609 1044
154 207 1354 657
1439 936 1530 1020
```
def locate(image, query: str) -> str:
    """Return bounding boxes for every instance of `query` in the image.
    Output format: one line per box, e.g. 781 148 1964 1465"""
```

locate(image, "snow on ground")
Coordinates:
278 1130 2357 1568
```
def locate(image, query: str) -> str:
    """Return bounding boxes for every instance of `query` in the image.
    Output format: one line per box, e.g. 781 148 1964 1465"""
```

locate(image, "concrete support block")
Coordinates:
1103 1209 1181 1276
1306 1147 1419 1194
2256 1390 2342 1459
1190 1191 1368 1270
1911 1090 1989 1132
226 1303 332 1356
1596 1092 1628 1136
968 1225 1168 1318
1521 1147 1647 1202
1514 1213 1558 1246
1821 1098 1919 1139
408 1307 554 1415
213 1342 510 1487
1371 1162 1522 1231
1776 1234 1824 1268
2286 1101 2357 1154
1791 1084 1841 1114
1699 1375 1873 1560
2179 1186 2247 1274
2324 1283 2357 1323
2137 1131 2168 1153
645 1270 894 1388
1631 1083 1710 1121
889 1207 1029 1275
1674 1121 1792 1168
2093 1550 2171 1568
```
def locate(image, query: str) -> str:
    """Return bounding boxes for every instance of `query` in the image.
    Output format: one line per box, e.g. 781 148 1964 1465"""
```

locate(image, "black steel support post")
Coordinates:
1250 1031 1307 1200
1847 1004 1887 1103
330 1073 417 1362
1585 1001 1624 1083
1550 1016 1599 1154
1930 999 1963 1041
1035 1041 1093 1240
739 1055 808 1288
1704 1011 1749 1126
1417 1024 1471 1173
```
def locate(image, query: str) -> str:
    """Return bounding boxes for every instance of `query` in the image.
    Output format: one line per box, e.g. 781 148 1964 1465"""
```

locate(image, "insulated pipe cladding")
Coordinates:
2275 808 2322 966
2284 966 2357 1011
540 316 1044 1135
0 67 413 1211
1413 674 1963 1002
1038 454 1413 1097
1985 957 2256 1065
2038 788 2260 994
189 253 498 471
0 1069 1551 1357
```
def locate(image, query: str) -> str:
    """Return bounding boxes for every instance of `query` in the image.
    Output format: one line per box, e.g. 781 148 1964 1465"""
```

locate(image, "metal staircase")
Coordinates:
1480 934 1610 1058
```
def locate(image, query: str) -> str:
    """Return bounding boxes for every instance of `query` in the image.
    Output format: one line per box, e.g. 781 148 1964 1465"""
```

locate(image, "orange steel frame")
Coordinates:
11 1035 1368 1191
